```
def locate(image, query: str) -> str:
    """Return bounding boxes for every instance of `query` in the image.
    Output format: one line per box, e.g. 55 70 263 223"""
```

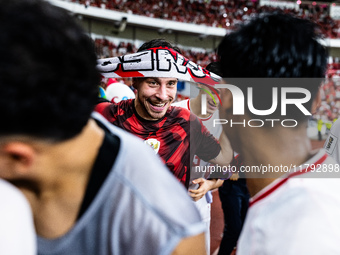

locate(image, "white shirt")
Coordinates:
237 149 340 255
0 179 36 255
38 113 205 255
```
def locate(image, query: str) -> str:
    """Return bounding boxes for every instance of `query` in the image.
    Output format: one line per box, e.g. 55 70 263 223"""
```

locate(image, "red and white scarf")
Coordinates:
97 46 221 86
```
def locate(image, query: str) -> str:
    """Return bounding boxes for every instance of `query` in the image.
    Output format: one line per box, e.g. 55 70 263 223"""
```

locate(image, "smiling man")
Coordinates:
95 39 233 189
134 77 178 120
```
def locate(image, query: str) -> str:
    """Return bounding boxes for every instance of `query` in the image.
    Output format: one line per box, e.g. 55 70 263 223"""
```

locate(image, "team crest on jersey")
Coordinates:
144 138 161 154
325 134 337 154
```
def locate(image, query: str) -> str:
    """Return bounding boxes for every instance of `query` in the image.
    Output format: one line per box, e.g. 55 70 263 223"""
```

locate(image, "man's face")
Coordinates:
134 77 177 120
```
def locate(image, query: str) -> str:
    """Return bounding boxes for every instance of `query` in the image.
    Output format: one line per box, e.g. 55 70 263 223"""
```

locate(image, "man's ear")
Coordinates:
2 142 35 176
132 78 140 90
311 89 322 115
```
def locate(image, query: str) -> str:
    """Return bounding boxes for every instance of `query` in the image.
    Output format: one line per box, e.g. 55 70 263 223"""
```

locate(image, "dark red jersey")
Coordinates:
95 99 221 187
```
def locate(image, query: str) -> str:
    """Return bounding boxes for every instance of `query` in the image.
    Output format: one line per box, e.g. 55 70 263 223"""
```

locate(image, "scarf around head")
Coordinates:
97 46 221 86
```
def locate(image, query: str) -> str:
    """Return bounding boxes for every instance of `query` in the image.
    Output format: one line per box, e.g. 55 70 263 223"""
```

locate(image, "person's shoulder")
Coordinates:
117 98 134 106
169 104 191 120
0 180 30 210
248 170 340 254
97 113 197 213
330 118 340 132
290 157 340 202
99 98 134 108
0 180 36 255
93 113 205 254
95 98 134 115
253 154 340 214
0 180 35 234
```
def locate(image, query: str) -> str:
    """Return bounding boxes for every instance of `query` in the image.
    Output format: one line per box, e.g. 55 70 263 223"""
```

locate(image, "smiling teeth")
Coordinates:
153 103 165 107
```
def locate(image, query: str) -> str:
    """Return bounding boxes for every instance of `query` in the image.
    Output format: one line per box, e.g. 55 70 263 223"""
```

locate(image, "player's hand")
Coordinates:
188 178 213 201
229 172 239 181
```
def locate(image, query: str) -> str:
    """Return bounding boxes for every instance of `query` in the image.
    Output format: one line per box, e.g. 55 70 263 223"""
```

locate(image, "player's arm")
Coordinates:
171 233 206 255
193 114 233 168
189 178 224 201
208 131 233 167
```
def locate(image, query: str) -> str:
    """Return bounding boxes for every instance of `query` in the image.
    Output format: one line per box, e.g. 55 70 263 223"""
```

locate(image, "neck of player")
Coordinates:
237 121 317 197
16 119 105 239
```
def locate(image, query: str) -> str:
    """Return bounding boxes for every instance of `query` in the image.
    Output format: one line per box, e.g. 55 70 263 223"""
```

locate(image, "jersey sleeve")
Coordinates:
190 113 221 162
95 100 132 125
94 102 118 122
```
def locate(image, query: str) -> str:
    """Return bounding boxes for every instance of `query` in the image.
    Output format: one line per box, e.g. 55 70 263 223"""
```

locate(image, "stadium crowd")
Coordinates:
313 58 340 127
68 0 340 38
3 1 340 255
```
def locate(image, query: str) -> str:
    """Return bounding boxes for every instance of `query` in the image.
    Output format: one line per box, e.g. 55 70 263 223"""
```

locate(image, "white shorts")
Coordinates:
194 197 211 255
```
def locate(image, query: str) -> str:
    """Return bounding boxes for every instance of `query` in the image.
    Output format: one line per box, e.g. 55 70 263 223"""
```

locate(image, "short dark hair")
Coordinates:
218 13 328 121
205 62 222 76
0 0 100 141
137 39 182 53
133 39 181 87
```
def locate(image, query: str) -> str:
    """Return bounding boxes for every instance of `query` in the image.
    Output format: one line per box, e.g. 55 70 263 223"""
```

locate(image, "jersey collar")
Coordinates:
249 150 329 207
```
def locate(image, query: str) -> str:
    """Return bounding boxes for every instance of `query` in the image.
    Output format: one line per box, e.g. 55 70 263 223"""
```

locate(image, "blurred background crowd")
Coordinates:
59 0 340 139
